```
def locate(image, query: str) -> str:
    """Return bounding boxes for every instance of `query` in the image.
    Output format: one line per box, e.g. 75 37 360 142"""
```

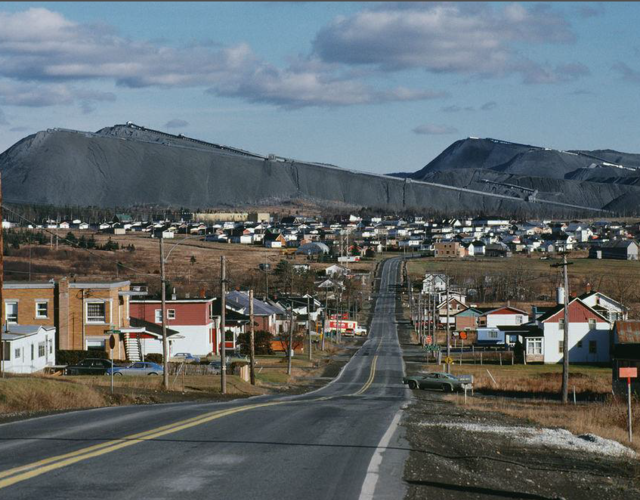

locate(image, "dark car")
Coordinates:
65 358 113 376
402 372 466 392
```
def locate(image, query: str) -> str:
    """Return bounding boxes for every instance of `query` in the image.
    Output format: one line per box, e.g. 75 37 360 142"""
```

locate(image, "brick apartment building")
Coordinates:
3 279 142 359
434 242 465 258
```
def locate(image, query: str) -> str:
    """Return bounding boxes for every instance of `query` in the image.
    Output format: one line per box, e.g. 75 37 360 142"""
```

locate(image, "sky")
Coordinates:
0 2 639 174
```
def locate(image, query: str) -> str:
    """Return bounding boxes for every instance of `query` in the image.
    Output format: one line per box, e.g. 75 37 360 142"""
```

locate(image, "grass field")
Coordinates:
5 231 378 297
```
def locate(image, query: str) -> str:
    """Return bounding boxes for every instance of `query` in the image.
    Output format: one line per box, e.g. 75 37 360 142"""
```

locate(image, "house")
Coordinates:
422 273 447 293
434 242 464 258
0 325 56 373
485 242 512 258
437 297 468 327
589 240 638 260
530 298 611 364
578 289 628 323
454 307 483 333
325 265 348 278
480 306 529 328
296 242 330 256
3 279 141 359
130 296 218 357
264 232 286 248
612 321 640 394
225 291 280 335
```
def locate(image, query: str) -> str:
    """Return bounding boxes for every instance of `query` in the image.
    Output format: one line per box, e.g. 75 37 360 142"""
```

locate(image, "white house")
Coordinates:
1 325 56 373
578 290 628 323
481 306 529 328
527 298 611 364
422 273 447 293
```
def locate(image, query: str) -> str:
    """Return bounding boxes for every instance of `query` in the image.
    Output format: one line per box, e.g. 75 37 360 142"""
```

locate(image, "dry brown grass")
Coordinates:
447 364 612 396
0 376 111 414
6 231 377 297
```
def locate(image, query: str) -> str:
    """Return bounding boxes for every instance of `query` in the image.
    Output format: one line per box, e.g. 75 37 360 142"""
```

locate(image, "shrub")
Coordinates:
144 353 163 364
236 330 274 355
56 350 109 365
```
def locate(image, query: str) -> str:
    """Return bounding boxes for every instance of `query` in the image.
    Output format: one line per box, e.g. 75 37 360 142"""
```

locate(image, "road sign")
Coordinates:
425 336 432 344
444 356 454 365
108 335 116 350
620 367 638 379
459 331 468 340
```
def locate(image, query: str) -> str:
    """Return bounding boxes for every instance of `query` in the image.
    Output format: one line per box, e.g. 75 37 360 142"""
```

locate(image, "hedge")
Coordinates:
56 350 109 365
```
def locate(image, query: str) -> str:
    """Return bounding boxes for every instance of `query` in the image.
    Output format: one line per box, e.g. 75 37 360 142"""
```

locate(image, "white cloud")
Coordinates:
0 7 448 110
413 124 459 135
313 3 581 83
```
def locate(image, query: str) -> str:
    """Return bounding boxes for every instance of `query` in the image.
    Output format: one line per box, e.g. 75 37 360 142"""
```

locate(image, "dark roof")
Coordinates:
615 321 640 344
129 317 180 337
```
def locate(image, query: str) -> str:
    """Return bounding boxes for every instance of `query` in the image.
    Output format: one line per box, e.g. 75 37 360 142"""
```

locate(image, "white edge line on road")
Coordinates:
358 404 407 500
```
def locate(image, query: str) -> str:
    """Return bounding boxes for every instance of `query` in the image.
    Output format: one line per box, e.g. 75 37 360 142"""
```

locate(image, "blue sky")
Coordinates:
0 2 639 174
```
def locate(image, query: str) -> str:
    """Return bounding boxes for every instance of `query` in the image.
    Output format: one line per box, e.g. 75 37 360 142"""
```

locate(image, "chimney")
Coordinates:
199 287 206 299
570 291 577 299
585 282 592 294
556 287 565 305
171 287 177 301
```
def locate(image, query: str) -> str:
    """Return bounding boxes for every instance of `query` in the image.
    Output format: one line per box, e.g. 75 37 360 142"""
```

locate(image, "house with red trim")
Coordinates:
130 297 218 358
523 298 611 364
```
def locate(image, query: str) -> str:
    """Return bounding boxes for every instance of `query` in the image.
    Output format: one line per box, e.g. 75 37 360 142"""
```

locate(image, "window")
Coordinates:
2 342 9 361
577 340 583 348
527 339 543 355
35 301 49 319
588 319 596 330
558 340 564 354
589 341 597 354
155 309 162 323
5 301 18 324
14 348 20 359
488 330 499 339
558 318 565 330
516 315 523 325
38 342 45 358
167 309 176 320
86 302 106 323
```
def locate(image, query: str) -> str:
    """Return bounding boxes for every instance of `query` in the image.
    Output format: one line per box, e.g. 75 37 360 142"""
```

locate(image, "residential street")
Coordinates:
0 258 410 500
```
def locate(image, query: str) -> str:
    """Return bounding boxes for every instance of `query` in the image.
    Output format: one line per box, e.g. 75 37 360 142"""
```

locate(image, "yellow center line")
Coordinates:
0 349 383 491
353 355 378 396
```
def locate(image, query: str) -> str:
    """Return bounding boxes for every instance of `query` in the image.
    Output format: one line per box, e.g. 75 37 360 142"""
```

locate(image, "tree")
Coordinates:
237 330 273 355
65 232 78 246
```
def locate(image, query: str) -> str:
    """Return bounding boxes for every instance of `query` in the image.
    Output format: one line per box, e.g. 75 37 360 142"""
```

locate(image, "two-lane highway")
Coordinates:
0 258 409 499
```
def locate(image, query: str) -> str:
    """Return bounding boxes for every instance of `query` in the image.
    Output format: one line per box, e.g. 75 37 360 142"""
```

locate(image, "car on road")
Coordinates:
169 352 200 363
106 362 164 376
64 358 114 376
402 372 466 392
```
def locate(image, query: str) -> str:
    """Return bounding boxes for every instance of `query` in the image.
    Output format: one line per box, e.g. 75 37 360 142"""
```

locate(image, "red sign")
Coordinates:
459 331 468 340
426 336 433 344
330 313 349 320
620 367 638 379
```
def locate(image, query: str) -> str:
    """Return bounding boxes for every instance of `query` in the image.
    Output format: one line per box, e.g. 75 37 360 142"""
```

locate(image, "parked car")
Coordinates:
206 361 224 374
65 358 113 376
402 372 466 392
169 353 200 363
106 362 164 376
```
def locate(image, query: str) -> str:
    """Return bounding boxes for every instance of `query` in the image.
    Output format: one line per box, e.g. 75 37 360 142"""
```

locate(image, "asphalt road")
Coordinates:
0 257 410 500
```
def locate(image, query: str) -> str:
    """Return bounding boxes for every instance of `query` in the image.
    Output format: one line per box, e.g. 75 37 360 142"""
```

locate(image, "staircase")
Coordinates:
124 332 142 362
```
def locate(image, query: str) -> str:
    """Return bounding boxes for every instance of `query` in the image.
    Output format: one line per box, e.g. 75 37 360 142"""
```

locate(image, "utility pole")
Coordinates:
322 288 328 350
446 275 451 373
249 289 256 385
0 173 3 378
160 237 169 389
307 295 312 361
287 300 294 376
220 256 227 394
552 254 573 404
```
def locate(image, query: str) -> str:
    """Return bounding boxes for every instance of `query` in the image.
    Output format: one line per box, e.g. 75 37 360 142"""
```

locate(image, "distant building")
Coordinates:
434 242 464 258
589 240 638 260
1 325 56 374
